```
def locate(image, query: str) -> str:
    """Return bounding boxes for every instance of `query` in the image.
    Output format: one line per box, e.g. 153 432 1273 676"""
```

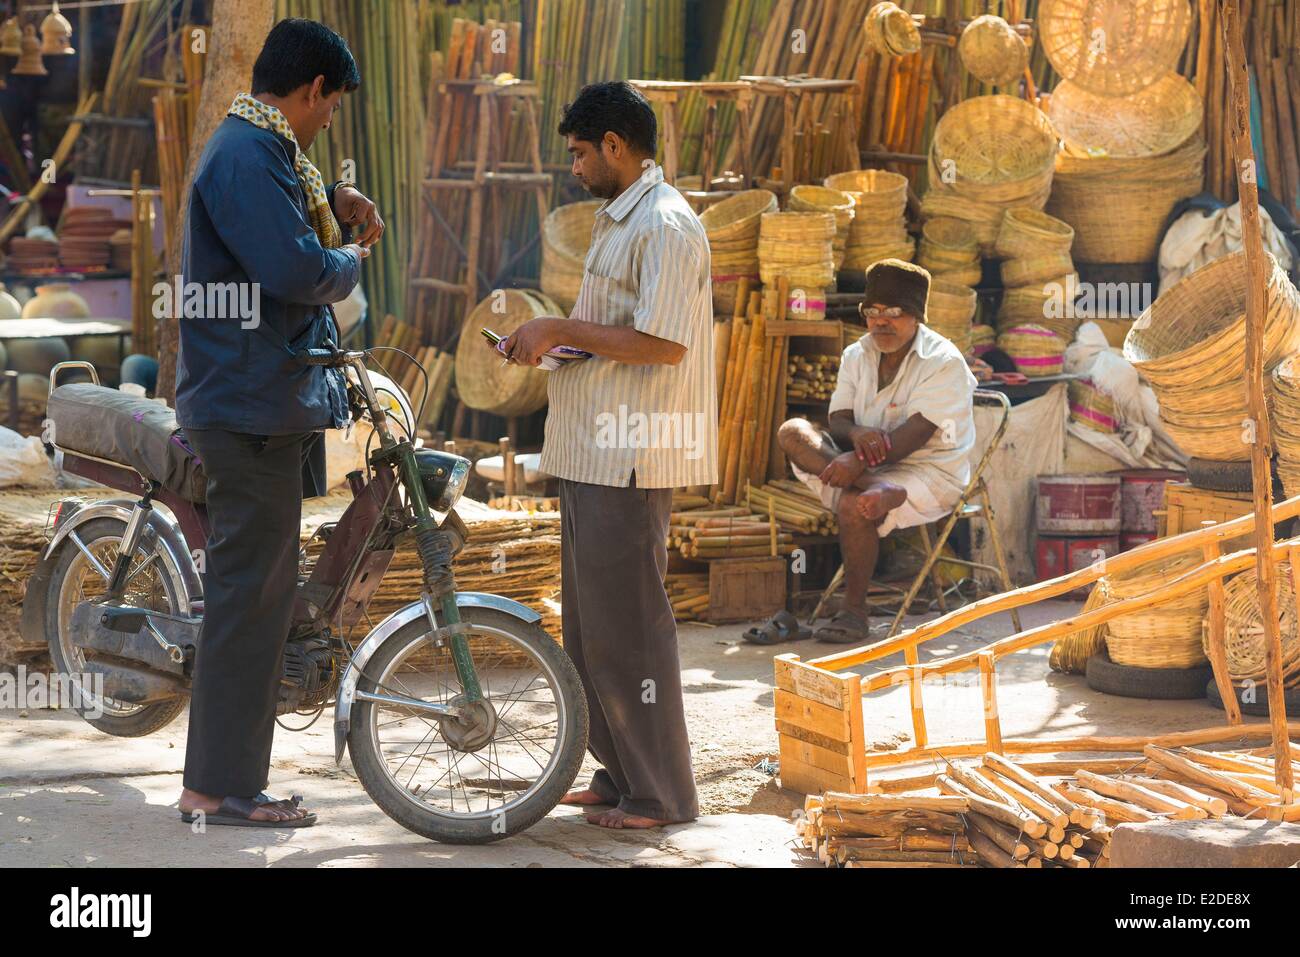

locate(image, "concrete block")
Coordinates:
1111 819 1300 868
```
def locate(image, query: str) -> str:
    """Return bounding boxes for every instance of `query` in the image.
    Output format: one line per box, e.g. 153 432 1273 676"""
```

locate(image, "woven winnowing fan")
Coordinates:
1048 74 1203 158
1039 0 1192 98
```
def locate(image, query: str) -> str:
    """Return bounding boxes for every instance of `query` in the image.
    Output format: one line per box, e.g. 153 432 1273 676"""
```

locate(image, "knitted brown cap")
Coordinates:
863 258 932 322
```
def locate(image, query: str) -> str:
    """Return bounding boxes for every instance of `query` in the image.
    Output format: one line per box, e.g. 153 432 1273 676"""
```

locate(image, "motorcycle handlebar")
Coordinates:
294 341 349 367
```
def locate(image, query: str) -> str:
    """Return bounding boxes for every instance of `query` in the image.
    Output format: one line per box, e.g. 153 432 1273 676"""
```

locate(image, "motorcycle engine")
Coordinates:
277 636 339 715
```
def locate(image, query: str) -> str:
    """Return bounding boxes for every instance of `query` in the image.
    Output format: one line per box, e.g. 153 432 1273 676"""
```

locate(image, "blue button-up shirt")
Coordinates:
175 114 358 436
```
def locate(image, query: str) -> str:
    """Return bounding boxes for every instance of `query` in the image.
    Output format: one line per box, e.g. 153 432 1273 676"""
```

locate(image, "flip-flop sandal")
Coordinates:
180 793 317 828
814 610 873 644
742 609 813 645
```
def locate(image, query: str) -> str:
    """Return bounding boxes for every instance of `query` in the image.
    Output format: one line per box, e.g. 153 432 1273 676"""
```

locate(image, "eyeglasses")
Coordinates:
860 305 906 319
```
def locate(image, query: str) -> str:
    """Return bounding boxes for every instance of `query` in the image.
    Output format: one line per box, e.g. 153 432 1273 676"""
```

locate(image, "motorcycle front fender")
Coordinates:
332 592 542 764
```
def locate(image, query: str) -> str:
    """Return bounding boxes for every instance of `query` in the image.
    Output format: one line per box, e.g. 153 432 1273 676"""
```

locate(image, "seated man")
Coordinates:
777 259 976 644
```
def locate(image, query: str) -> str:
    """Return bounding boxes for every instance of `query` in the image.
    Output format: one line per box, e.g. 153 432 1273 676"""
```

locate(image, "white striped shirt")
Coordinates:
540 164 718 488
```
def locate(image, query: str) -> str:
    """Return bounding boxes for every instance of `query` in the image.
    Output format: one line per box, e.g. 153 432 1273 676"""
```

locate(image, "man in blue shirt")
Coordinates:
175 18 382 828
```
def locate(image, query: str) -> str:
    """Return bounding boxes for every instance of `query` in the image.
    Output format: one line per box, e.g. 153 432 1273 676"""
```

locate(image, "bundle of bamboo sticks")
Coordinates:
745 481 838 536
371 315 454 434
786 352 840 402
669 504 792 560
799 792 978 868
666 572 710 621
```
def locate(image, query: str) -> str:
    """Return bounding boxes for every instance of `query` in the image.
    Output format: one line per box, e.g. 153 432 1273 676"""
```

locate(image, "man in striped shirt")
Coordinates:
499 82 716 829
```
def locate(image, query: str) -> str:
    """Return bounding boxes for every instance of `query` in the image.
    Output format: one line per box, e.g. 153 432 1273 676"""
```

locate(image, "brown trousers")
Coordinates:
559 475 699 822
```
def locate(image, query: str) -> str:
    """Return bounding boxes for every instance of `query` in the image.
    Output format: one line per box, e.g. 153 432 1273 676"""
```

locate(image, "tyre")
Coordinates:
1206 677 1300 717
348 606 588 844
45 517 188 736
1185 456 1281 495
1085 652 1213 700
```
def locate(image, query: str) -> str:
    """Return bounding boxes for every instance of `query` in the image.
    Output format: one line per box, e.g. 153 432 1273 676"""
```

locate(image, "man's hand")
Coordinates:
848 426 891 467
342 243 370 262
499 318 560 367
333 186 385 247
819 450 866 489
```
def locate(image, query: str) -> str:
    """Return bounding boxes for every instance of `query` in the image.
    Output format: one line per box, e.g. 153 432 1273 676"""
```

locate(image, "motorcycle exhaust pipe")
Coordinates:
81 660 186 704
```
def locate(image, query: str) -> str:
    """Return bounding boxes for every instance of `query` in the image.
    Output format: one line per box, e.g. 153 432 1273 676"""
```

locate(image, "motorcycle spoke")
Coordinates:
68 531 112 582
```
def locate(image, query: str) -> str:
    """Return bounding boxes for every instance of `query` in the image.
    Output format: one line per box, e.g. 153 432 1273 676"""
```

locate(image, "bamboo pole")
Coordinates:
1223 0 1295 799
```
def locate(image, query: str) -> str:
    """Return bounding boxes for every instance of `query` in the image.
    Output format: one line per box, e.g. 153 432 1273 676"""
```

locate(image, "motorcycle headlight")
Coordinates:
414 449 471 512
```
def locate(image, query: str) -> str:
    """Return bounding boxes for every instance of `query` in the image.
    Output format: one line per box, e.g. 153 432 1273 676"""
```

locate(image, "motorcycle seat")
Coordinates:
46 383 207 502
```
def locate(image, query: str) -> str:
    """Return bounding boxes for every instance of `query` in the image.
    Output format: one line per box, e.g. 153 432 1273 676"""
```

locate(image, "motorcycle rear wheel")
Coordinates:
348 606 588 844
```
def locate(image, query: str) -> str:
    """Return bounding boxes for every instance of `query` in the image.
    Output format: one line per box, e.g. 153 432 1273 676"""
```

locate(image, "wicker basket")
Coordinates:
999 277 1079 331
928 280 977 354
842 237 916 272
541 200 600 312
763 286 829 323
1069 378 1118 433
971 323 997 356
930 95 1059 196
864 1 921 56
998 324 1066 376
456 289 557 416
995 207 1075 259
1038 0 1193 98
825 169 908 212
790 185 855 268
959 14 1028 87
701 189 779 243
1271 356 1300 496
1049 74 1203 159
1002 252 1076 288
1106 607 1209 668
931 263 984 287
918 217 980 271
1213 565 1300 684
1048 135 1205 263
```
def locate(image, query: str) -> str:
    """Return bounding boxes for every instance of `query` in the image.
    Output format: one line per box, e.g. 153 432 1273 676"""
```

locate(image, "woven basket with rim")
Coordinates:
931 95 1059 195
864 1 921 56
1038 0 1193 98
998 324 1066 376
541 200 600 312
824 169 907 212
1048 135 1204 263
995 207 1074 259
456 289 558 417
929 279 977 322
1069 378 1118 433
701 189 779 243
790 185 855 267
1049 74 1203 159
1214 565 1300 685
1002 252 1076 288
1106 608 1208 668
959 14 1028 87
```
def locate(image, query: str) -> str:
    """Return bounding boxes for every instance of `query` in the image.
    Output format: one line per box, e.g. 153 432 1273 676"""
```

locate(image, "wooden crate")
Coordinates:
1159 483 1257 552
774 654 867 795
707 557 786 624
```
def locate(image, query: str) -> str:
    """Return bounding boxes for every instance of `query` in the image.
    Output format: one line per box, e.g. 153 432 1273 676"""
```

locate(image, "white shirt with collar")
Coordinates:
540 164 718 489
828 322 978 502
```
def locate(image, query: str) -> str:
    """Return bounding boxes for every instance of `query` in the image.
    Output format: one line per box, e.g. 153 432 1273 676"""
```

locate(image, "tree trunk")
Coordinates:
155 0 275 406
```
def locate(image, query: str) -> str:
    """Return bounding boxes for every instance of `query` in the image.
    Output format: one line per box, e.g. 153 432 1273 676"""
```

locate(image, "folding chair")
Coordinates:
809 389 1022 638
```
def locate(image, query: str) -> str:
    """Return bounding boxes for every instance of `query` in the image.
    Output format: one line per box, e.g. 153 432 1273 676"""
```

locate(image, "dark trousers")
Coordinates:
559 475 698 822
182 429 309 796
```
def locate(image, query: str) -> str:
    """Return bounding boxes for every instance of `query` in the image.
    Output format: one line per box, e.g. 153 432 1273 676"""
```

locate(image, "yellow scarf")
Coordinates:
228 92 342 250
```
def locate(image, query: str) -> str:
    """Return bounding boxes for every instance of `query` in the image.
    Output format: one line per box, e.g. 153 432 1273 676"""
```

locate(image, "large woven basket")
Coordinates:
1106 606 1208 668
995 207 1075 259
1038 0 1193 98
825 169 908 213
1049 74 1203 159
842 237 916 272
928 280 977 355
930 95 1059 196
1047 135 1204 263
932 262 984 287
998 324 1066 376
541 200 600 313
959 14 1028 87
701 189 779 243
759 211 836 288
1069 378 1118 433
456 289 557 417
971 323 997 356
1213 565 1300 685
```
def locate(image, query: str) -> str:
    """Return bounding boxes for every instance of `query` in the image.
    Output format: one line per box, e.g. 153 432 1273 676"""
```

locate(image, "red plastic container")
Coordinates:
1036 474 1122 534
1120 531 1157 551
1117 468 1184 533
1036 534 1121 595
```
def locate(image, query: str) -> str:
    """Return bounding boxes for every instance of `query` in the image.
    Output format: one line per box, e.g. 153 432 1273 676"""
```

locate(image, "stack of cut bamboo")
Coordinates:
371 315 455 434
666 572 710 621
786 353 839 402
745 481 838 536
670 509 793 560
799 792 977 868
714 279 789 503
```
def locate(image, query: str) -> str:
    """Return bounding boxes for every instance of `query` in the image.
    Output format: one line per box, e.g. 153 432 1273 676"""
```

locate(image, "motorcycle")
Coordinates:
23 346 588 844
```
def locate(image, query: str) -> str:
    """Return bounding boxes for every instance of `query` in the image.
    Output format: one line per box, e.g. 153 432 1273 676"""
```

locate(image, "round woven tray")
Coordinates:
1049 73 1203 159
865 1 921 56
456 289 558 417
1038 0 1193 98
1214 564 1300 684
959 14 1028 87
541 200 600 312
700 189 779 243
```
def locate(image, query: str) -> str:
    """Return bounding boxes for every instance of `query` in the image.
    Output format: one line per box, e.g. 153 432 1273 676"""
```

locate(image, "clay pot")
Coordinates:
0 284 20 321
3 337 71 376
22 283 90 320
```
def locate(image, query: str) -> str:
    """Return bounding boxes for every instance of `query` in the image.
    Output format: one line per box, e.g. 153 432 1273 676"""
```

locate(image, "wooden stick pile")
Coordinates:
799 792 978 868
745 480 838 536
786 353 839 402
371 315 455 434
670 510 794 560
666 572 710 621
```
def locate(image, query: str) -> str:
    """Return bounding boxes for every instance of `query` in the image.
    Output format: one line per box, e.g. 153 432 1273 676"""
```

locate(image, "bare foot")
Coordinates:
855 482 907 521
559 788 615 807
585 808 675 829
178 788 308 823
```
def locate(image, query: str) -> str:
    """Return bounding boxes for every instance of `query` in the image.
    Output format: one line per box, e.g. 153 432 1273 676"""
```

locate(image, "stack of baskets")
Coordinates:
917 217 981 287
1271 356 1300 498
1040 0 1203 267
700 189 779 316
921 95 1058 254
1212 564 1300 689
863 1 920 56
927 280 977 356
824 169 913 271
541 200 601 314
997 323 1066 377
958 14 1027 88
788 185 855 271
994 208 1079 341
758 211 837 321
1104 549 1208 670
1123 251 1300 462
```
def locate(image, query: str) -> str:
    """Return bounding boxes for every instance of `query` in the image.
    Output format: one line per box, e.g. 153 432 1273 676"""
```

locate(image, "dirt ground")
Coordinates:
0 599 1238 867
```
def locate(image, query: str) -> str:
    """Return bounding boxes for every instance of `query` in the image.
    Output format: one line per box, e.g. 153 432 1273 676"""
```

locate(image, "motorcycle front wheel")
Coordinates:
347 606 588 844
